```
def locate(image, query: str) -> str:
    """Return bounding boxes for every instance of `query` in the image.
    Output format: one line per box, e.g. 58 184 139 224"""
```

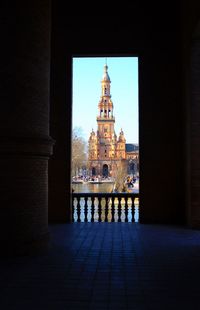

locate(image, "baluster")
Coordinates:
131 196 135 222
72 196 75 222
77 197 81 222
105 197 109 222
111 196 115 222
124 196 128 222
72 194 139 223
98 197 102 222
118 197 122 222
91 196 95 222
135 196 139 223
84 197 88 222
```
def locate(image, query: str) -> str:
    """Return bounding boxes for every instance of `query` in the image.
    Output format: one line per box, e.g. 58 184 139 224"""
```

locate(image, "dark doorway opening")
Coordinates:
129 162 135 174
92 167 96 176
102 164 109 177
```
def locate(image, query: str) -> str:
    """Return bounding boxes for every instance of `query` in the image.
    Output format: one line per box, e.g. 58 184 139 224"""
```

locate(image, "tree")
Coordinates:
113 160 128 192
72 127 88 177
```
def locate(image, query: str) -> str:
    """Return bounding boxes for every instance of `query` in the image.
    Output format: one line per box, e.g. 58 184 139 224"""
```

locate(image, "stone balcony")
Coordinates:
71 192 139 223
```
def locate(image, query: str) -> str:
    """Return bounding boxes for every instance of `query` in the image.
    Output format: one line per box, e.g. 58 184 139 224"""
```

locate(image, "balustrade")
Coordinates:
71 193 139 223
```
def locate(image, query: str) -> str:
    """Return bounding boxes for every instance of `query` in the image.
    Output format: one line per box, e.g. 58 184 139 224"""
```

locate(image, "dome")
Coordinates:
118 129 126 142
89 129 96 140
91 128 95 135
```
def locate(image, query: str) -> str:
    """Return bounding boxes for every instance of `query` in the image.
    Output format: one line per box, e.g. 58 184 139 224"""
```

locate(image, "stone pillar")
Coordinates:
0 0 53 255
190 27 200 228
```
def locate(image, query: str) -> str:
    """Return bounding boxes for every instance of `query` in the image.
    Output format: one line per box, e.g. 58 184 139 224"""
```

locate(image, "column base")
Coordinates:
1 232 50 257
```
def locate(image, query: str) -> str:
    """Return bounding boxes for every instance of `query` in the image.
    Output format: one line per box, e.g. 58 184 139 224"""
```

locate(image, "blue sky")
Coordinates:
72 57 139 144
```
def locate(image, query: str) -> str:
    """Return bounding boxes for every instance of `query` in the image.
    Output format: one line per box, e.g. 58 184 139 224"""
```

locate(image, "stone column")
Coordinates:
0 0 54 255
190 28 200 228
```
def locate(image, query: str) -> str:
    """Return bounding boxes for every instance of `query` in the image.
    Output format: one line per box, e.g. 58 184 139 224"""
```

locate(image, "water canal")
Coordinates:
72 182 114 193
72 182 139 194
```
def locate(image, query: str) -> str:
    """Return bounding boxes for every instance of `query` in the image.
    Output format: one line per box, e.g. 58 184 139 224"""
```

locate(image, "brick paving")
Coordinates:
1 223 200 310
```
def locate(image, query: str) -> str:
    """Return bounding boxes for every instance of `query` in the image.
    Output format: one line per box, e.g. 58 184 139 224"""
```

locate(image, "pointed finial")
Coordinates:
102 59 110 81
104 58 108 72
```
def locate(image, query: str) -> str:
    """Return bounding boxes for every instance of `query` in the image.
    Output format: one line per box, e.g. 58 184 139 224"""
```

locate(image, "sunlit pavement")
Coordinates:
1 223 200 310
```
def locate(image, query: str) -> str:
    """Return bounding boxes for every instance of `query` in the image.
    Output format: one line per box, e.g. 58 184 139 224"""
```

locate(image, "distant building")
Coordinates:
88 64 139 177
125 144 139 176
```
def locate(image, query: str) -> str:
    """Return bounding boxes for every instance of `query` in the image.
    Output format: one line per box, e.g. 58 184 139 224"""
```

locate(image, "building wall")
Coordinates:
180 2 200 228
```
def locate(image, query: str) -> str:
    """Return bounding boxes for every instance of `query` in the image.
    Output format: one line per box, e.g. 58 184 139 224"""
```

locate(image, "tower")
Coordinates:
97 64 116 161
88 63 126 178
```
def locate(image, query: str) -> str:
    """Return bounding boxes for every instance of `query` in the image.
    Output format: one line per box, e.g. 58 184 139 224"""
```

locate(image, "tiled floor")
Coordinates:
1 223 200 310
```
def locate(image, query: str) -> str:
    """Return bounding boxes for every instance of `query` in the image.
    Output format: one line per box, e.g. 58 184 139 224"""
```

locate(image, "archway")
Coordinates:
92 167 96 176
129 162 135 175
102 164 109 177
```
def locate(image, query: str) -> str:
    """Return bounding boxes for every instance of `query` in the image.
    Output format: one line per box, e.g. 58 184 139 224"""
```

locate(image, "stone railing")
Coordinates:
71 192 139 223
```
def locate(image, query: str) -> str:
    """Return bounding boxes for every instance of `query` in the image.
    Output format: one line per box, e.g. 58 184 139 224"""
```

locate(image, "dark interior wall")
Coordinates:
139 45 183 224
180 1 200 228
48 16 72 222
49 2 188 224
190 31 200 228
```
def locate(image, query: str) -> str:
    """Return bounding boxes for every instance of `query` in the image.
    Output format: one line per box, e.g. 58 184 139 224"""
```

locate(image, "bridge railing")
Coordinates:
71 192 139 223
